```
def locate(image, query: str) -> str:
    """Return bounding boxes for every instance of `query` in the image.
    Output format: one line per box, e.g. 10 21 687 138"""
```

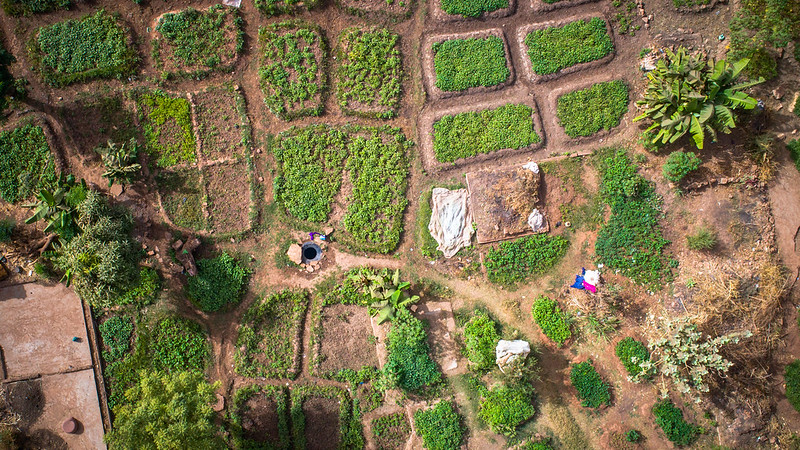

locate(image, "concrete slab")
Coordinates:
34 369 106 450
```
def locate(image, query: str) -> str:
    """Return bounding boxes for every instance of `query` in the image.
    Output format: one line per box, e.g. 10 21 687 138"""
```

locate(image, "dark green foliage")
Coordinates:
432 37 509 92
440 0 508 17
0 218 13 242
186 252 249 313
570 360 611 408
594 149 671 289
788 139 800 173
1 0 69 16
524 18 614 75
463 312 499 370
626 429 642 442
136 90 196 168
255 0 320 15
728 0 799 80
273 125 347 223
99 315 133 362
484 234 569 286
478 384 536 436
336 27 402 119
29 10 138 87
433 103 540 163
384 308 442 392
290 385 364 449
662 151 701 183
0 40 22 114
615 337 651 378
151 317 209 373
531 295 571 346
785 360 800 412
372 412 411 450
687 226 718 251
258 21 326 120
672 0 710 7
0 123 57 204
652 399 700 446
117 268 160 307
557 80 629 138
230 384 290 449
413 401 464 450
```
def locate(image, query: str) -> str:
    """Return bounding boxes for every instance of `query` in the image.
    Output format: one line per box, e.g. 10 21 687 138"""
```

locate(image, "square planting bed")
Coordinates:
337 0 413 20
193 84 251 162
315 304 379 376
231 385 290 449
156 168 207 231
431 0 515 22
204 161 251 234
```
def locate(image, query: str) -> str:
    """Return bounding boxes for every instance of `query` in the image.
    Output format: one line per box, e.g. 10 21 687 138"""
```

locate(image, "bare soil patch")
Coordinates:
204 161 251 234
303 397 341 450
156 168 207 232
318 304 379 375
58 94 139 159
530 0 601 13
242 396 281 444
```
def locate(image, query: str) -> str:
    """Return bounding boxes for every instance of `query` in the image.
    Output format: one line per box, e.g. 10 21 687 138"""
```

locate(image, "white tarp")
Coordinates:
428 188 473 258
495 339 530 373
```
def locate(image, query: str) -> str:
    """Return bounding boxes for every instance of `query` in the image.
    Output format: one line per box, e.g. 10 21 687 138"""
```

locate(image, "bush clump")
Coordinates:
686 225 718 251
531 296 571 346
186 252 249 313
785 360 800 412
463 312 500 370
524 18 614 75
432 37 509 92
0 218 13 242
384 308 442 392
478 384 536 436
570 360 611 408
662 151 701 183
557 80 629 138
485 234 569 286
615 337 652 379
440 0 508 17
413 401 464 450
652 399 700 446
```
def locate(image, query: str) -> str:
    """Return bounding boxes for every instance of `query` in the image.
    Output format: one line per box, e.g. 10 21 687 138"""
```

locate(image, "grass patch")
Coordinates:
136 90 196 168
336 27 402 119
414 401 465 450
229 384 290 449
432 36 509 92
156 168 206 231
786 360 800 413
532 295 572 346
440 0 508 17
652 399 700 446
1 0 68 16
539 157 605 230
258 21 326 120
372 412 411 450
524 18 613 75
235 290 309 379
433 103 540 163
28 10 138 87
686 225 718 251
0 122 58 203
186 252 249 313
384 308 442 392
569 360 611 408
556 80 629 138
484 234 569 286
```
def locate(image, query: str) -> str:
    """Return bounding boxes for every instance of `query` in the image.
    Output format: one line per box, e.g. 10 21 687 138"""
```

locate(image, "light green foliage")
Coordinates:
652 399 700 446
524 18 614 75
255 0 320 15
569 360 611 408
1 0 69 16
432 37 509 92
440 0 508 17
662 151 701 182
137 91 196 168
384 308 442 392
230 385 290 449
105 370 223 450
95 138 141 188
342 128 410 253
154 6 243 75
186 253 249 313
521 440 553 450
786 360 800 412
687 225 718 251
463 312 499 370
478 384 536 436
156 169 206 230
24 176 84 239
787 139 800 173
433 103 540 163
290 385 364 449
151 317 209 373
30 10 138 86
273 125 347 223
0 123 57 204
99 315 134 362
413 401 464 450
348 268 419 324
634 47 762 150
258 22 326 120
235 290 309 379
337 27 402 119
485 234 569 286
531 295 571 346
615 337 654 380
117 267 160 307
728 0 799 80
372 412 411 450
557 80 629 138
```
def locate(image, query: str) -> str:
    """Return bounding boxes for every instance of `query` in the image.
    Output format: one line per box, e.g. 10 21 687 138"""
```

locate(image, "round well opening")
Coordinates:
301 242 322 263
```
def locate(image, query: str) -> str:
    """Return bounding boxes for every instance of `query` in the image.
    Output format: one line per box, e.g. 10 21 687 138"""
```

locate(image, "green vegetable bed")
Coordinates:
524 18 613 75
485 233 569 286
556 80 629 138
2 0 69 16
136 90 197 168
440 0 508 17
433 36 510 92
0 122 57 203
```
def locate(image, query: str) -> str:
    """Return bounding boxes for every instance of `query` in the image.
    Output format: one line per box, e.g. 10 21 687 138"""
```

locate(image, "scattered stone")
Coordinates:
146 250 155 257
172 240 184 251
772 89 783 100
287 244 303 265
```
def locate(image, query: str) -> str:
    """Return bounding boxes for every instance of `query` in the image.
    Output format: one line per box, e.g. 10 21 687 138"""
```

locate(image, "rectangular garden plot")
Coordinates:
290 385 360 449
153 5 243 78
370 411 411 450
336 27 403 119
337 0 413 20
135 90 197 168
258 21 327 120
466 163 548 244
422 29 514 100
156 168 206 231
255 0 320 15
519 17 614 83
231 385 290 449
532 0 601 12
59 95 137 157
313 304 378 376
193 84 251 161
204 161 251 234
235 290 308 379
556 79 629 139
432 0 514 22
0 121 58 204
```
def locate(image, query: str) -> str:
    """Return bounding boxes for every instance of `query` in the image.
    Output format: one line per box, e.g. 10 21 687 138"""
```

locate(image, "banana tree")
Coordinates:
348 268 420 324
635 47 764 150
95 138 142 189
24 176 83 236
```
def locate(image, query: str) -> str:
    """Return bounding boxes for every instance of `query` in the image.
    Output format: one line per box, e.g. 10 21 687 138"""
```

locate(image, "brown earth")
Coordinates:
318 304 379 375
242 396 281 444
204 161 250 234
192 85 248 162
304 397 341 450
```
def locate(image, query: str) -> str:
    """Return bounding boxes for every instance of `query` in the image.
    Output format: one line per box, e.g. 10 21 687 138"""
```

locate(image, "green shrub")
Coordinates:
116 267 160 307
524 18 614 75
795 95 800 118
1 0 69 16
557 80 629 138
336 27 402 119
485 234 569 286
463 312 500 370
788 139 800 173
615 337 652 379
626 429 642 442
99 315 133 362
255 0 320 15
686 226 718 251
0 40 21 115
570 360 611 408
433 103 540 163
0 218 13 242
531 296 571 346
0 123 58 203
151 317 209 373
384 308 441 392
258 21 326 120
29 10 138 87
662 151 701 183
137 90 196 168
440 0 508 17
652 399 700 446
432 37 509 92
786 360 800 412
413 401 464 450
478 384 536 436
186 252 249 313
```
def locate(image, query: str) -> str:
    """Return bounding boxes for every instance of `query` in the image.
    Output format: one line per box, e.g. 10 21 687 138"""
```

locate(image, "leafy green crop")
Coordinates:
433 37 509 92
786 360 800 412
413 401 464 450
1 0 69 16
531 295 571 346
652 399 700 446
99 315 134 362
137 90 196 168
433 103 540 163
186 252 249 313
662 151 701 182
570 360 611 408
30 10 138 87
440 0 508 17
524 18 613 75
384 308 442 392
151 317 210 373
557 80 629 138
463 311 499 370
615 337 652 379
117 267 160 308
478 384 536 436
255 0 320 15
372 412 411 450
485 234 569 286
258 21 326 120
337 27 402 119
0 122 57 203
